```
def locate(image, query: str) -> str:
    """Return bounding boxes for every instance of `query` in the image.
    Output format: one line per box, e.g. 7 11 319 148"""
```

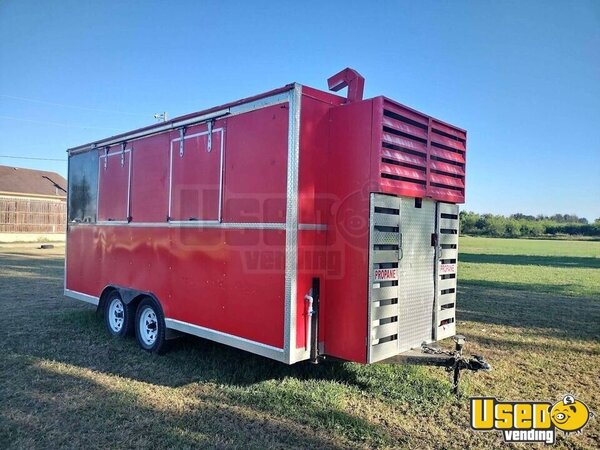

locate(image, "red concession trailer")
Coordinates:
65 68 467 365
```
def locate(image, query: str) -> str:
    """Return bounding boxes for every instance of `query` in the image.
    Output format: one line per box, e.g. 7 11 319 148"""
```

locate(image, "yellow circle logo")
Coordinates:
550 395 591 433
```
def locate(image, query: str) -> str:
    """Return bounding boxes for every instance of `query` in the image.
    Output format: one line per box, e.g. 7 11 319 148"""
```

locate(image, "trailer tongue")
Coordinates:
378 336 491 395
65 67 488 393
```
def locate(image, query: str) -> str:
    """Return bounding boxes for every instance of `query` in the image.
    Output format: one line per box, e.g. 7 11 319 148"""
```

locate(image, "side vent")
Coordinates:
379 99 466 203
368 194 401 363
435 202 459 340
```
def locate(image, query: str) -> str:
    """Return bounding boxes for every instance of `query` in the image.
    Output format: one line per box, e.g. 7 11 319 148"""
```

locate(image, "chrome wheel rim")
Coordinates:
108 297 125 332
139 307 158 346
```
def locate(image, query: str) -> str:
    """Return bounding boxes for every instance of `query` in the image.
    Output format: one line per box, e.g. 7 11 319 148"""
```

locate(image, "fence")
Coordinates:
0 197 67 233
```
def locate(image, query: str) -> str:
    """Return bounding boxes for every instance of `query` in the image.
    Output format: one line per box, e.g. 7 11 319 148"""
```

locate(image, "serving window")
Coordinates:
97 147 131 222
169 127 223 222
68 150 99 223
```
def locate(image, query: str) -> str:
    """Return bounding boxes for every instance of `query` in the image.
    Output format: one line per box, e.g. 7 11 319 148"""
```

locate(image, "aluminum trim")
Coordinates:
229 91 289 116
168 220 221 225
127 147 132 220
64 155 71 292
284 84 302 364
298 223 327 231
98 149 132 159
433 201 441 338
96 150 101 221
170 128 224 142
367 194 375 363
64 289 99 306
67 221 324 230
218 124 225 222
165 318 286 362
96 221 130 225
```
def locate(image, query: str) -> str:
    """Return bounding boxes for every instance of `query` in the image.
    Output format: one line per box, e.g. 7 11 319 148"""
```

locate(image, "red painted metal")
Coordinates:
66 68 467 365
327 67 365 103
222 104 289 224
377 97 467 203
129 133 170 222
67 226 286 347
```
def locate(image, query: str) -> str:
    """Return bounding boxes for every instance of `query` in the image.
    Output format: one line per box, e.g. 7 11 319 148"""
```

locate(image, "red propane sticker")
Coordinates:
440 263 456 274
374 268 397 281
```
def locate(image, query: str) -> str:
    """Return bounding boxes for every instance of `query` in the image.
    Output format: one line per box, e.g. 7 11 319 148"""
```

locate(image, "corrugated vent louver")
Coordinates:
368 194 401 363
380 99 467 203
435 202 459 340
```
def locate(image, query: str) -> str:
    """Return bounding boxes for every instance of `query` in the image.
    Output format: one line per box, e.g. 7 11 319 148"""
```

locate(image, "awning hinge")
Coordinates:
179 127 187 157
103 146 109 169
120 142 126 166
207 119 214 153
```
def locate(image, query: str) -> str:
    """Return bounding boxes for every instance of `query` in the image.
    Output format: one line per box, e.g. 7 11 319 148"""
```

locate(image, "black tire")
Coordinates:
135 297 168 354
104 291 135 337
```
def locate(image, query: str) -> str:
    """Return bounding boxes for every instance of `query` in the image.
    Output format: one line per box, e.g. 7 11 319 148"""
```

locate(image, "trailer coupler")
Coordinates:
422 335 491 395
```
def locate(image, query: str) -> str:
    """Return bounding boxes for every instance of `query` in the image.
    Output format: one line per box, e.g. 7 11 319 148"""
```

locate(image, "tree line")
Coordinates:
459 212 600 238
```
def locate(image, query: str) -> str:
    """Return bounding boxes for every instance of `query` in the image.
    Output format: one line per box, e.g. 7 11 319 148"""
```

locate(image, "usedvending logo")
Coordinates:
470 395 593 444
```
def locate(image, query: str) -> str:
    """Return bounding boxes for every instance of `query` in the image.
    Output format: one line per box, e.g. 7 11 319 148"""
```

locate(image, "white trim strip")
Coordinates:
64 289 99 306
170 128 224 142
98 149 132 159
96 220 130 225
284 84 304 364
298 223 327 231
165 318 285 362
218 126 225 223
69 221 326 230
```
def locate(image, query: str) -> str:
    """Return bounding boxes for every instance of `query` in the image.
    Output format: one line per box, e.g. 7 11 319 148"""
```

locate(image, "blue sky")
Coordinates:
1 1 598 219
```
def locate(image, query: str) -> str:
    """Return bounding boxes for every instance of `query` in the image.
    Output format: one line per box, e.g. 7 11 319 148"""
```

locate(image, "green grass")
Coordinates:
460 236 600 298
460 235 600 258
0 239 599 449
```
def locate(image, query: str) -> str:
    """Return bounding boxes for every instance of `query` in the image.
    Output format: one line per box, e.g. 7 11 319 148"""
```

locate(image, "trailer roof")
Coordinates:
68 84 296 154
68 81 466 154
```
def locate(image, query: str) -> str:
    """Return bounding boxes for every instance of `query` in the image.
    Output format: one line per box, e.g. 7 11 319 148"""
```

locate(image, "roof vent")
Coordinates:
327 67 365 103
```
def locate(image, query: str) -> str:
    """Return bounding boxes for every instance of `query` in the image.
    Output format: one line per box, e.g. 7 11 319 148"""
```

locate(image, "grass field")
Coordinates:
0 238 598 449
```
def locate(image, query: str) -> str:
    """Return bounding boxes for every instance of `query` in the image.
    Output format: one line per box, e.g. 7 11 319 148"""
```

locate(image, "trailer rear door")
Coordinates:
367 194 438 362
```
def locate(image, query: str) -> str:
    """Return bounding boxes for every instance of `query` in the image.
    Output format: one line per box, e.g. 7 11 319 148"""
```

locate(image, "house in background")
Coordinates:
0 165 67 242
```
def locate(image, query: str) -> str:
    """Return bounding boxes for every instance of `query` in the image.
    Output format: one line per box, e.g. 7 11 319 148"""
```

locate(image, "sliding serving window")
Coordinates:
68 150 99 223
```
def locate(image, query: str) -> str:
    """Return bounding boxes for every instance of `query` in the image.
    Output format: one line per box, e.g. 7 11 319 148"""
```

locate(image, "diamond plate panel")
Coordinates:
397 198 436 352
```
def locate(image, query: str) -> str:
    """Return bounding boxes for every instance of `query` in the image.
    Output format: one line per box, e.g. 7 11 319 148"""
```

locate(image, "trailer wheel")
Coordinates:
135 297 168 354
104 292 134 337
